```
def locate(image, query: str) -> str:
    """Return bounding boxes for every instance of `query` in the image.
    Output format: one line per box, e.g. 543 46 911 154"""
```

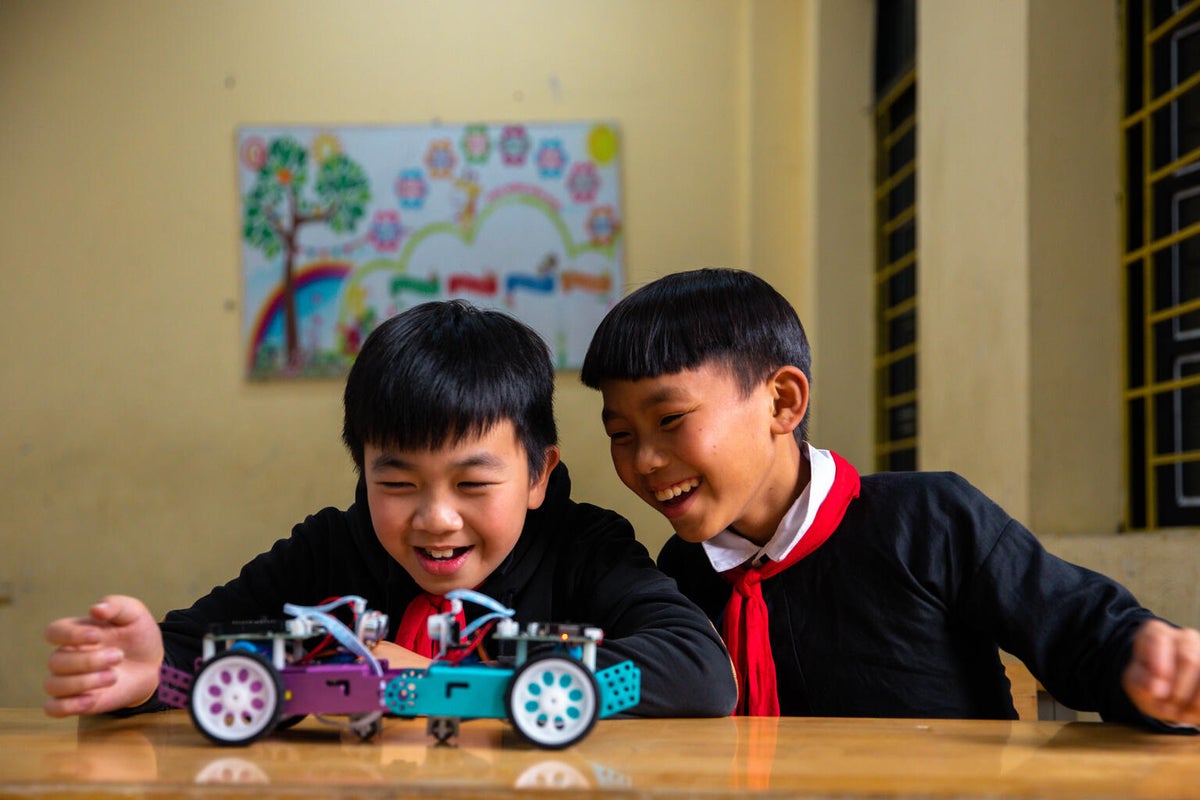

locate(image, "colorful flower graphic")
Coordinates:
461 124 491 165
395 169 428 209
536 139 568 179
367 209 405 252
500 125 531 166
425 140 457 179
566 162 600 204
586 206 619 246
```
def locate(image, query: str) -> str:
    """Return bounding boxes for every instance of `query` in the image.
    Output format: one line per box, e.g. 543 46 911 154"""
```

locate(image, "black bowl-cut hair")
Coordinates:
580 268 811 442
343 300 557 476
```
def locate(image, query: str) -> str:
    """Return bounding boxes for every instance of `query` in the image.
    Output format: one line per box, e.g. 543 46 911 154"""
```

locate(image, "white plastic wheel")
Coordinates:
507 655 599 749
188 650 283 746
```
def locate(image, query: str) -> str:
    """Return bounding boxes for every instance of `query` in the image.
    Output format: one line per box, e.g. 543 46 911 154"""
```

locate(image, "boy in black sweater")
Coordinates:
580 267 1200 728
44 300 736 721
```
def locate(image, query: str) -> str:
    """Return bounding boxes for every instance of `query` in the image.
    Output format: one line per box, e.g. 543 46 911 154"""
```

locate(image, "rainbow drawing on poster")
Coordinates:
238 123 623 379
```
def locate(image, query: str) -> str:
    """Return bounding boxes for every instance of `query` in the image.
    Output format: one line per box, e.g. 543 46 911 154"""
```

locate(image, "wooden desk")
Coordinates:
2 708 1198 799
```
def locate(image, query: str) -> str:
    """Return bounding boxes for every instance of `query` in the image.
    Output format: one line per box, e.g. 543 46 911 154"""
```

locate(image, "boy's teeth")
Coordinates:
654 478 699 502
425 547 456 559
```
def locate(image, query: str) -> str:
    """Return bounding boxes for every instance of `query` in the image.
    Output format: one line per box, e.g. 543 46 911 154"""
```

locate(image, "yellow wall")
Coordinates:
920 0 1033 517
804 0 874 465
2 0 1198 710
918 0 1124 533
0 0 756 705
1026 0 1124 535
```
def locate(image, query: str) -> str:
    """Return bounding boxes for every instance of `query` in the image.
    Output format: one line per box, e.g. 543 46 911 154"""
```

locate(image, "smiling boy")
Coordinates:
44 300 736 720
581 268 1200 729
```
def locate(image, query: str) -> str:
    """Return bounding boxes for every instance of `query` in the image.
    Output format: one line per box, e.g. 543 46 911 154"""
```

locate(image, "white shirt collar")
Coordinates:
700 442 837 572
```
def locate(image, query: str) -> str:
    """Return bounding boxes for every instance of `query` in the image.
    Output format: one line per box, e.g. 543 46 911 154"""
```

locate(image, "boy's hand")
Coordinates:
1122 619 1200 726
371 640 433 670
43 595 164 718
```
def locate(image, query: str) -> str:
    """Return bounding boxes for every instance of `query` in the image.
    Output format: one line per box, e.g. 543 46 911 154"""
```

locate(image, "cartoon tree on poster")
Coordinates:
242 136 370 367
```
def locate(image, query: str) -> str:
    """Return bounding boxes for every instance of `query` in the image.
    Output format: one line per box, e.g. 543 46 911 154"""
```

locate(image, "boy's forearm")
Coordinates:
596 597 737 717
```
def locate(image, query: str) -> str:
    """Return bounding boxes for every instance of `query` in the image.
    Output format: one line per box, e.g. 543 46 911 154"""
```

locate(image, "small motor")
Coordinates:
357 610 389 649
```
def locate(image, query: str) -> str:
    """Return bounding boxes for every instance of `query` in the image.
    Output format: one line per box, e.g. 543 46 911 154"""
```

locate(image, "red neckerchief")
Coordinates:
393 593 464 658
720 451 860 715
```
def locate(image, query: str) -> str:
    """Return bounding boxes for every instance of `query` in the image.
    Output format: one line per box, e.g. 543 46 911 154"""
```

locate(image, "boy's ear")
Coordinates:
527 446 561 510
768 366 809 436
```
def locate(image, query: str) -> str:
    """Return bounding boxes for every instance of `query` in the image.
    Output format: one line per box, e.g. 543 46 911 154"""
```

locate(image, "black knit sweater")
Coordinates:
661 470 1170 727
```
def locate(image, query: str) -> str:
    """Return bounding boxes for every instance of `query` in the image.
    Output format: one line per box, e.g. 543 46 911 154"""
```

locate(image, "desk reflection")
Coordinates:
67 712 637 793
3 709 1198 799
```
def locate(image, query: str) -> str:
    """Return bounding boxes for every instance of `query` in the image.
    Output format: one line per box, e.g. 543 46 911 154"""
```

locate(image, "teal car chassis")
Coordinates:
157 589 641 749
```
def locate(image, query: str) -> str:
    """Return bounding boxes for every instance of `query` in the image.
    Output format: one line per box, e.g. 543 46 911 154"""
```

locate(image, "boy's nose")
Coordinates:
634 442 667 474
413 496 463 532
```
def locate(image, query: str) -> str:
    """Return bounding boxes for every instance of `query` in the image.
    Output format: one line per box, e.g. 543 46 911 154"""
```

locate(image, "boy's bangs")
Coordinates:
586 318 733 382
359 366 532 454
581 268 809 396
364 406 502 457
582 301 769 391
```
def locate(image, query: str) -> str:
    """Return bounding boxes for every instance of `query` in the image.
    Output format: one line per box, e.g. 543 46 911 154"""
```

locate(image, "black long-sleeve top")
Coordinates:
154 462 735 718
660 470 1174 728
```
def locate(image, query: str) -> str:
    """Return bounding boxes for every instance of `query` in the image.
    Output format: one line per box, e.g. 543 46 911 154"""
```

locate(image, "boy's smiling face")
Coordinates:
600 362 807 547
363 421 558 595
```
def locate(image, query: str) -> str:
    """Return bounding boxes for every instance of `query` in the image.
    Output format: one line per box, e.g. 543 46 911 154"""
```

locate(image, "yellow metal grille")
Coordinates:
874 67 918 472
1123 0 1200 529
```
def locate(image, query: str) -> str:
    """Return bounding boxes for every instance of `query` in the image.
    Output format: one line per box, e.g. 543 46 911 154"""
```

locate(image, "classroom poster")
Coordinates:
237 123 623 378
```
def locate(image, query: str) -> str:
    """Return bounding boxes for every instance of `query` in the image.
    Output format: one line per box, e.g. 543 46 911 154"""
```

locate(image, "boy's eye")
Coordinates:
458 481 491 490
660 413 684 427
606 430 631 443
